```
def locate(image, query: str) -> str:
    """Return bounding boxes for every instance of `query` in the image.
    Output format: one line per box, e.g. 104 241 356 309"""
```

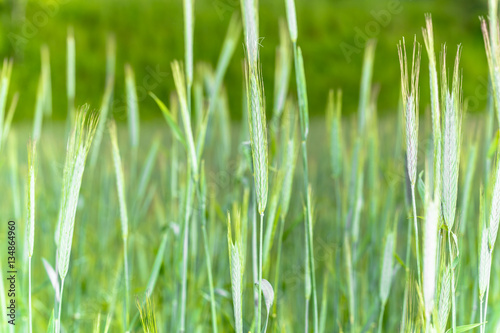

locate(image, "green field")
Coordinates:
2 0 500 332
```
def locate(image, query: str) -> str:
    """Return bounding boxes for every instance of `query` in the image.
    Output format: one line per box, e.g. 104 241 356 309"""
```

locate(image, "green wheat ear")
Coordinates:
136 295 158 333
55 107 98 332
243 51 268 215
57 107 99 280
172 60 199 179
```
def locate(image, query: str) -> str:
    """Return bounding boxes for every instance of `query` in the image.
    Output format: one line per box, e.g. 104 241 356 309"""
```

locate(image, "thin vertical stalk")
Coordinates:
56 278 65 333
257 213 264 332
109 120 130 330
183 0 194 112
483 285 490 332
0 59 13 152
304 298 310 333
488 0 500 127
251 189 258 327
344 234 355 329
404 208 412 274
123 237 130 330
378 302 386 333
273 215 285 318
66 27 75 130
179 171 194 333
480 299 484 333
28 260 32 333
240 0 268 330
27 139 36 333
422 15 442 210
301 142 318 332
447 230 456 332
201 223 217 332
56 110 98 333
411 185 421 284
196 181 218 333
304 208 310 331
288 20 318 326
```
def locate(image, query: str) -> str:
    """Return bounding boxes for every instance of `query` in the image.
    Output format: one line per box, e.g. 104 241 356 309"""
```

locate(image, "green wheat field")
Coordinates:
2 0 500 332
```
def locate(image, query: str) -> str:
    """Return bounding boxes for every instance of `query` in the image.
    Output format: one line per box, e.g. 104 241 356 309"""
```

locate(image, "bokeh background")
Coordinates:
0 0 489 121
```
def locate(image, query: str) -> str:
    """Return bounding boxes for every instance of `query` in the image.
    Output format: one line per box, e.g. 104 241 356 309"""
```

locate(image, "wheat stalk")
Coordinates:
198 163 218 333
32 54 46 141
285 0 319 328
183 0 194 89
273 101 298 318
422 15 442 206
26 139 37 333
41 45 52 117
440 45 462 333
378 230 396 333
438 265 451 333
90 35 115 167
136 295 158 333
423 199 438 326
208 14 241 115
108 120 131 329
172 60 199 179
227 212 244 333
179 164 194 333
272 20 292 122
479 228 491 331
240 0 268 330
481 0 500 127
488 158 500 249
327 89 343 180
125 64 140 150
0 58 13 152
243 52 268 216
56 107 98 333
270 20 292 156
1 92 18 151
441 46 462 231
480 155 500 332
398 36 422 287
66 27 76 127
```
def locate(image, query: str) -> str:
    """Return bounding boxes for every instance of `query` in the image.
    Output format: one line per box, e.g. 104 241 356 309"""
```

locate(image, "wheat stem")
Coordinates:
123 236 130 330
196 181 218 333
480 298 484 333
179 170 194 332
66 27 75 134
56 278 65 333
257 213 264 332
411 185 422 285
447 230 456 333
378 301 386 333
27 139 36 333
28 259 32 333
273 215 286 319
483 284 490 332
251 189 259 328
303 148 318 333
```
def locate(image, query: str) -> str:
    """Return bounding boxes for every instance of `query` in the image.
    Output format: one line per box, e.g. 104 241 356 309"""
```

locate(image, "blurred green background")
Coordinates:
0 0 489 121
